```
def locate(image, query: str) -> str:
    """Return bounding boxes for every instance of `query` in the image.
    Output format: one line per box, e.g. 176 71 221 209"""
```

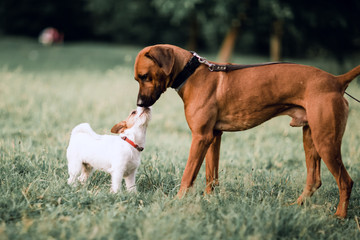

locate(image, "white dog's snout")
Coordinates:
136 106 151 117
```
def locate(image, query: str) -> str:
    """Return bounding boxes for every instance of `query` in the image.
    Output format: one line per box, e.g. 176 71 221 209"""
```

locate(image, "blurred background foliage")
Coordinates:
0 0 359 62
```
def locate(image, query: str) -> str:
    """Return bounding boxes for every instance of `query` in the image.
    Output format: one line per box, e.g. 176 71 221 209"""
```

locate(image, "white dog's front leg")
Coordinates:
125 171 137 193
67 161 83 186
110 171 124 193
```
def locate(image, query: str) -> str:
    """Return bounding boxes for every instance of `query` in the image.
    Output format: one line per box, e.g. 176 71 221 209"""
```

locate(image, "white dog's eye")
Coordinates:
131 111 136 115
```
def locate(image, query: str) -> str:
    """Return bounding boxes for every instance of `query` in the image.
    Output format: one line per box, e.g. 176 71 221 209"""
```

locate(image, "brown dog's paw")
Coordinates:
296 196 304 206
334 210 347 219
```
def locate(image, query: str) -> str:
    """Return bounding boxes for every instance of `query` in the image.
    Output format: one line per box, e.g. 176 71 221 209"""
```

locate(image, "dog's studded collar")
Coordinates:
171 51 201 91
121 136 144 152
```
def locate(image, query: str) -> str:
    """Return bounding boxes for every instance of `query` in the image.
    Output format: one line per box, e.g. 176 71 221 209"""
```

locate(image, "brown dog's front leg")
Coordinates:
205 130 222 194
177 134 214 198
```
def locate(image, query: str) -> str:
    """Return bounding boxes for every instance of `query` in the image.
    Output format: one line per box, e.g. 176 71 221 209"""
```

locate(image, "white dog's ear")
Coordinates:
111 121 127 134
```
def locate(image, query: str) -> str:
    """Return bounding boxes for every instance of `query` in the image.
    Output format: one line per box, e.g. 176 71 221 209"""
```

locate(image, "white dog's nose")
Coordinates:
137 106 150 113
136 106 143 113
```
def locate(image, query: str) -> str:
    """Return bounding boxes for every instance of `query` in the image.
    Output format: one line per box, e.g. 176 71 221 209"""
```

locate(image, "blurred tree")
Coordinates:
0 0 92 40
288 0 360 65
86 0 192 46
215 0 251 62
151 0 254 61
249 0 360 64
257 0 293 61
0 0 359 63
151 0 205 50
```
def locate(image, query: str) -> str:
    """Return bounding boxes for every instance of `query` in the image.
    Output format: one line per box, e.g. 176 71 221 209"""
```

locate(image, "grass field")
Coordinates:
0 37 360 239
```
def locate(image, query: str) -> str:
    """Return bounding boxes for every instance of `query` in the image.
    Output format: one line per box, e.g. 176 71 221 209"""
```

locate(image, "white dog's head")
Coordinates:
111 107 152 134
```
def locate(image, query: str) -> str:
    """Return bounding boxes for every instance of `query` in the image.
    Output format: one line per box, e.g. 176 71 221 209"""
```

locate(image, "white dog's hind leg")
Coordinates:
78 163 93 184
124 171 137 193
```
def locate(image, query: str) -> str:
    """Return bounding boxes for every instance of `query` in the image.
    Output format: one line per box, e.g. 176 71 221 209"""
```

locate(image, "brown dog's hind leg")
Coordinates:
323 154 353 218
297 126 322 205
314 142 353 218
306 95 353 218
205 130 223 194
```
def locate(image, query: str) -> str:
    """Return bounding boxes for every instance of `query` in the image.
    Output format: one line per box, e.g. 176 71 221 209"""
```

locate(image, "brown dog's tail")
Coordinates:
337 65 360 88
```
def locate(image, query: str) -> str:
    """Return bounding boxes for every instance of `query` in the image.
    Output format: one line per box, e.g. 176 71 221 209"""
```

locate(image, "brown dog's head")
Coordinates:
134 45 189 107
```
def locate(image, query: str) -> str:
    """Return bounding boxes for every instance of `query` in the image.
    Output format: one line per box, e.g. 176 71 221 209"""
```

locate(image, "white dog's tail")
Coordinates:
71 123 99 138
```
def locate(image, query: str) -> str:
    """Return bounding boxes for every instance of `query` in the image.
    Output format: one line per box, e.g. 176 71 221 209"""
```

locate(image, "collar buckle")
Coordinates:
191 51 215 71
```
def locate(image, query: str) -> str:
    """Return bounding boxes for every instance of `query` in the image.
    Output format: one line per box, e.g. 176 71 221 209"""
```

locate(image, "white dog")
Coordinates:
66 107 151 193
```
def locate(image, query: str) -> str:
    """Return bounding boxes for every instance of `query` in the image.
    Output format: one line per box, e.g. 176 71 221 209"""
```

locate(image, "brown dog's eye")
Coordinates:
139 74 152 82
139 74 148 81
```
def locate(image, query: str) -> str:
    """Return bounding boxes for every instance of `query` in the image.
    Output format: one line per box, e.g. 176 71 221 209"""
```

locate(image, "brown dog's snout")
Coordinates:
137 94 149 107
137 92 160 107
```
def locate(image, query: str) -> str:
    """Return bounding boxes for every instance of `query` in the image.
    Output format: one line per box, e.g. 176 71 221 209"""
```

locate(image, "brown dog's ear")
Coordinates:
111 121 127 134
146 46 175 76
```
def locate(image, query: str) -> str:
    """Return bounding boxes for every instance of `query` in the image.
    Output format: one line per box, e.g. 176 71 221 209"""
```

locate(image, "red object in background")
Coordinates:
38 27 64 46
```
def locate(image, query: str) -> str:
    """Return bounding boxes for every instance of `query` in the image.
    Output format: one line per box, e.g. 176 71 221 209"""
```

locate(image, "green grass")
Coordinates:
0 37 360 239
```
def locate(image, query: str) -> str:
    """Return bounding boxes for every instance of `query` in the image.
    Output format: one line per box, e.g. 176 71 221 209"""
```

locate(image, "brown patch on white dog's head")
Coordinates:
111 107 151 134
111 121 128 134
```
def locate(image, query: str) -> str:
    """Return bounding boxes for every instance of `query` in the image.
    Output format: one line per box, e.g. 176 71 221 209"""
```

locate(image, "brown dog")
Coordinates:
134 44 360 218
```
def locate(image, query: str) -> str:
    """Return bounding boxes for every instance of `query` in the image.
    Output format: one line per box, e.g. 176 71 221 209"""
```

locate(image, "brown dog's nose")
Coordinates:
137 94 153 107
137 93 147 107
137 91 160 107
137 98 144 107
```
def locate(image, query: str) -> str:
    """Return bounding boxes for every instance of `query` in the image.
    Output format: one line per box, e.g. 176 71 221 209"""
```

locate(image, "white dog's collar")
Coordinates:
121 136 144 152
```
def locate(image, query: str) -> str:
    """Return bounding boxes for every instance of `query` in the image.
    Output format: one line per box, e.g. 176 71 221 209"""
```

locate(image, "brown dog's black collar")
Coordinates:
171 52 201 91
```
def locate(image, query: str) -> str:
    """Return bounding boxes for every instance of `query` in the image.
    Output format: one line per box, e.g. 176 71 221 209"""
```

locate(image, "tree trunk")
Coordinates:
217 22 240 63
186 14 198 51
217 1 249 63
270 20 283 62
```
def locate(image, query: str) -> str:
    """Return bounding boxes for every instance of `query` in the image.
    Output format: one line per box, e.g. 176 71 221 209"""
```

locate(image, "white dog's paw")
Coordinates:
67 177 77 186
110 186 120 194
127 185 137 193
77 175 88 185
